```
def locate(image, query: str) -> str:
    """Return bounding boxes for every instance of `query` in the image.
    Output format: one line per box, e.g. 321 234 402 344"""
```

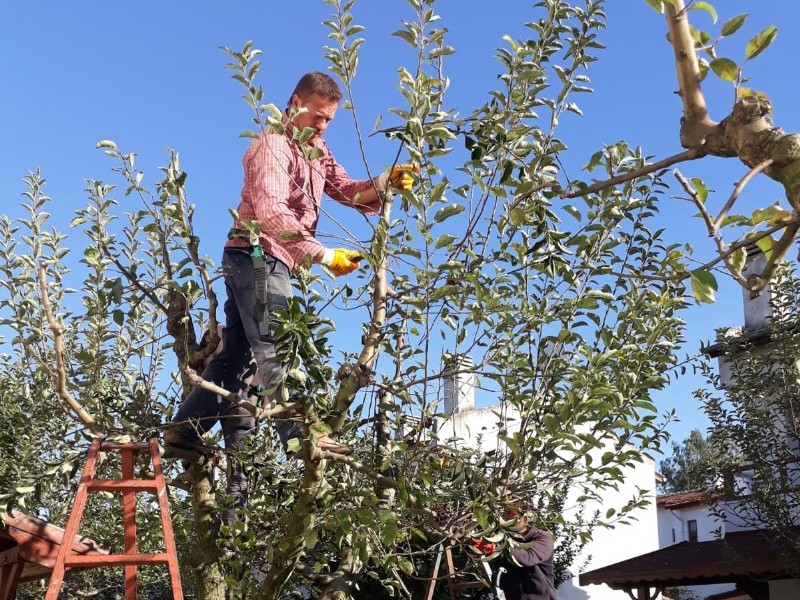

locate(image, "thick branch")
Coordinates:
325 193 393 433
37 264 104 436
665 0 717 147
748 220 800 296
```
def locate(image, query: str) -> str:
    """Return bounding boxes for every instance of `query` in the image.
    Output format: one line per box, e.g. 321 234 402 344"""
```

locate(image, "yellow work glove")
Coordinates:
379 163 420 193
321 247 362 277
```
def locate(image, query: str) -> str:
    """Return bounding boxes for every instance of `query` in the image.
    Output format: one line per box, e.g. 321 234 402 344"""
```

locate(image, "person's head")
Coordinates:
503 505 530 531
287 71 342 140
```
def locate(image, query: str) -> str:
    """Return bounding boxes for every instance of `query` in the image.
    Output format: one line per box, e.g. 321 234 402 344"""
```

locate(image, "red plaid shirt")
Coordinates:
226 128 381 269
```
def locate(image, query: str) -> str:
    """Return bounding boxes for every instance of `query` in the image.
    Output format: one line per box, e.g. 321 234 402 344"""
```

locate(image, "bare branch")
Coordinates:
674 170 749 286
182 366 298 419
714 159 775 229
37 263 104 436
321 450 398 489
560 147 706 199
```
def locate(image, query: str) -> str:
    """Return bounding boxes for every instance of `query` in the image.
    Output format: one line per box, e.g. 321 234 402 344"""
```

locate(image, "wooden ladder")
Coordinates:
424 544 490 600
45 438 183 599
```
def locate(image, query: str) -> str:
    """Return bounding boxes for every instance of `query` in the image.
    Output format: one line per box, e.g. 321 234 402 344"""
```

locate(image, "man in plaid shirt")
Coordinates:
167 71 415 525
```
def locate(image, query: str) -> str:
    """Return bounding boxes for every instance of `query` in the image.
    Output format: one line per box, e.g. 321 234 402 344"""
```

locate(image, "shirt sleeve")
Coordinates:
508 528 554 568
319 142 382 215
243 134 324 264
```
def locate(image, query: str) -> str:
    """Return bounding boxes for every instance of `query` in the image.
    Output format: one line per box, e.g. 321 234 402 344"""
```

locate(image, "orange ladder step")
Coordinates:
45 438 184 600
65 553 173 567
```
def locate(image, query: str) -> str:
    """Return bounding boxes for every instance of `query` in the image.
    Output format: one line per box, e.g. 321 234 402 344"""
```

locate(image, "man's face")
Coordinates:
503 506 528 530
290 92 338 140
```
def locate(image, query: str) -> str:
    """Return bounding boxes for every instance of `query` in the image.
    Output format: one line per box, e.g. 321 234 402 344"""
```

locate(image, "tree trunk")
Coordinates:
188 460 227 600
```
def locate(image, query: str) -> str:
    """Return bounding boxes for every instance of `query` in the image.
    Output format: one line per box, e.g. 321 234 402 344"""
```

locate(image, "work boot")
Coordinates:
163 427 213 457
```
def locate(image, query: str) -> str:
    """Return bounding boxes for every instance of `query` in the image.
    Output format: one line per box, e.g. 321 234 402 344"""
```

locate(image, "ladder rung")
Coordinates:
86 479 160 492
65 552 171 567
99 442 151 451
453 581 488 590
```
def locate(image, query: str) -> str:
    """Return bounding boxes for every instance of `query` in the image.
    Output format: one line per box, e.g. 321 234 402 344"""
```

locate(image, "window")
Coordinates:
671 528 676 543
688 519 698 543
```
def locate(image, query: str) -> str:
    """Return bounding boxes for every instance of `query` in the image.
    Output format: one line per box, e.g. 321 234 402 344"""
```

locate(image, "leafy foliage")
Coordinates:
697 265 800 575
658 428 723 493
0 1 719 599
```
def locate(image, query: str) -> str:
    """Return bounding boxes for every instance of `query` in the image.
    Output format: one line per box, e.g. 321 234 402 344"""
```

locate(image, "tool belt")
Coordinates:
228 227 270 336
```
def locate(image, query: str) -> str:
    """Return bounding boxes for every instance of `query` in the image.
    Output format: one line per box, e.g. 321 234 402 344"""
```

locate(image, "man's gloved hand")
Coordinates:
379 163 420 192
321 248 362 277
468 537 497 556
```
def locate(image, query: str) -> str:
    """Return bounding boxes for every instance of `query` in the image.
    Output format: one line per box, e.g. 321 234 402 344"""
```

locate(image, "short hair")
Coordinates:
289 71 342 104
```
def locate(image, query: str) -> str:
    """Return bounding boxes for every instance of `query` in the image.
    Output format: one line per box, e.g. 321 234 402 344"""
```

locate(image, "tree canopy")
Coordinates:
2 0 799 598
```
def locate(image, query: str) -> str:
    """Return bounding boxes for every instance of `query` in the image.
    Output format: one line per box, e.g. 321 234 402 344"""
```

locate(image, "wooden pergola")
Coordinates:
0 509 109 600
579 528 799 600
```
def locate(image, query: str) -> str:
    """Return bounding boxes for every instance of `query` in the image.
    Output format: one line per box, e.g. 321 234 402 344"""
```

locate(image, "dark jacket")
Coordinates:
491 527 556 600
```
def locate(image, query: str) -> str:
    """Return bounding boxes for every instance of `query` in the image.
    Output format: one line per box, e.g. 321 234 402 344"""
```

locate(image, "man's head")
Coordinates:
288 71 342 140
503 505 530 531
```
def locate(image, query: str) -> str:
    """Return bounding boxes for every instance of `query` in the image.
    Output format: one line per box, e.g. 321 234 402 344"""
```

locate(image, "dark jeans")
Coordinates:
172 249 300 524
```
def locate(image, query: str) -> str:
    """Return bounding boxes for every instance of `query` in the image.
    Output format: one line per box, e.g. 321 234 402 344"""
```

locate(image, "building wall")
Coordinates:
656 504 734 599
560 457 659 600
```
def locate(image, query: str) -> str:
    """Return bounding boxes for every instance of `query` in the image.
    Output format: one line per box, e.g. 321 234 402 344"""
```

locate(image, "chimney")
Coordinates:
742 245 772 331
443 354 475 415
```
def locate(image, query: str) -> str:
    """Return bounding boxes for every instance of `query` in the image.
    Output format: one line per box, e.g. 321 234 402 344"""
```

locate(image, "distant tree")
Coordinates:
658 429 719 493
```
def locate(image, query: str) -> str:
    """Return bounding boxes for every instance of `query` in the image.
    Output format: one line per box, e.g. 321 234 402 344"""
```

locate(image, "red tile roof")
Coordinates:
579 528 796 589
656 489 723 509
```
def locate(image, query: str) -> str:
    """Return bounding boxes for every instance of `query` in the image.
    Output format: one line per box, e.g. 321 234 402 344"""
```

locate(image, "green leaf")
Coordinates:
433 204 465 223
690 178 708 204
435 234 457 249
751 203 791 226
745 26 778 60
730 247 747 272
304 529 318 549
509 208 526 226
644 0 677 12
690 2 717 24
689 269 718 304
721 13 748 37
286 438 301 454
755 234 774 259
643 0 664 12
709 58 738 82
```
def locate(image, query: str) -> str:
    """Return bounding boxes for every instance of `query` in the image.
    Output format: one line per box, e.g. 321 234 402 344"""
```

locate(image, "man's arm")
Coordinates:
508 528 554 568
320 148 383 215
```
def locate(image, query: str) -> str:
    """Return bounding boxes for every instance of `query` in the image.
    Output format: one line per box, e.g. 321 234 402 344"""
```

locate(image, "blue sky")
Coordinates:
2 0 799 453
